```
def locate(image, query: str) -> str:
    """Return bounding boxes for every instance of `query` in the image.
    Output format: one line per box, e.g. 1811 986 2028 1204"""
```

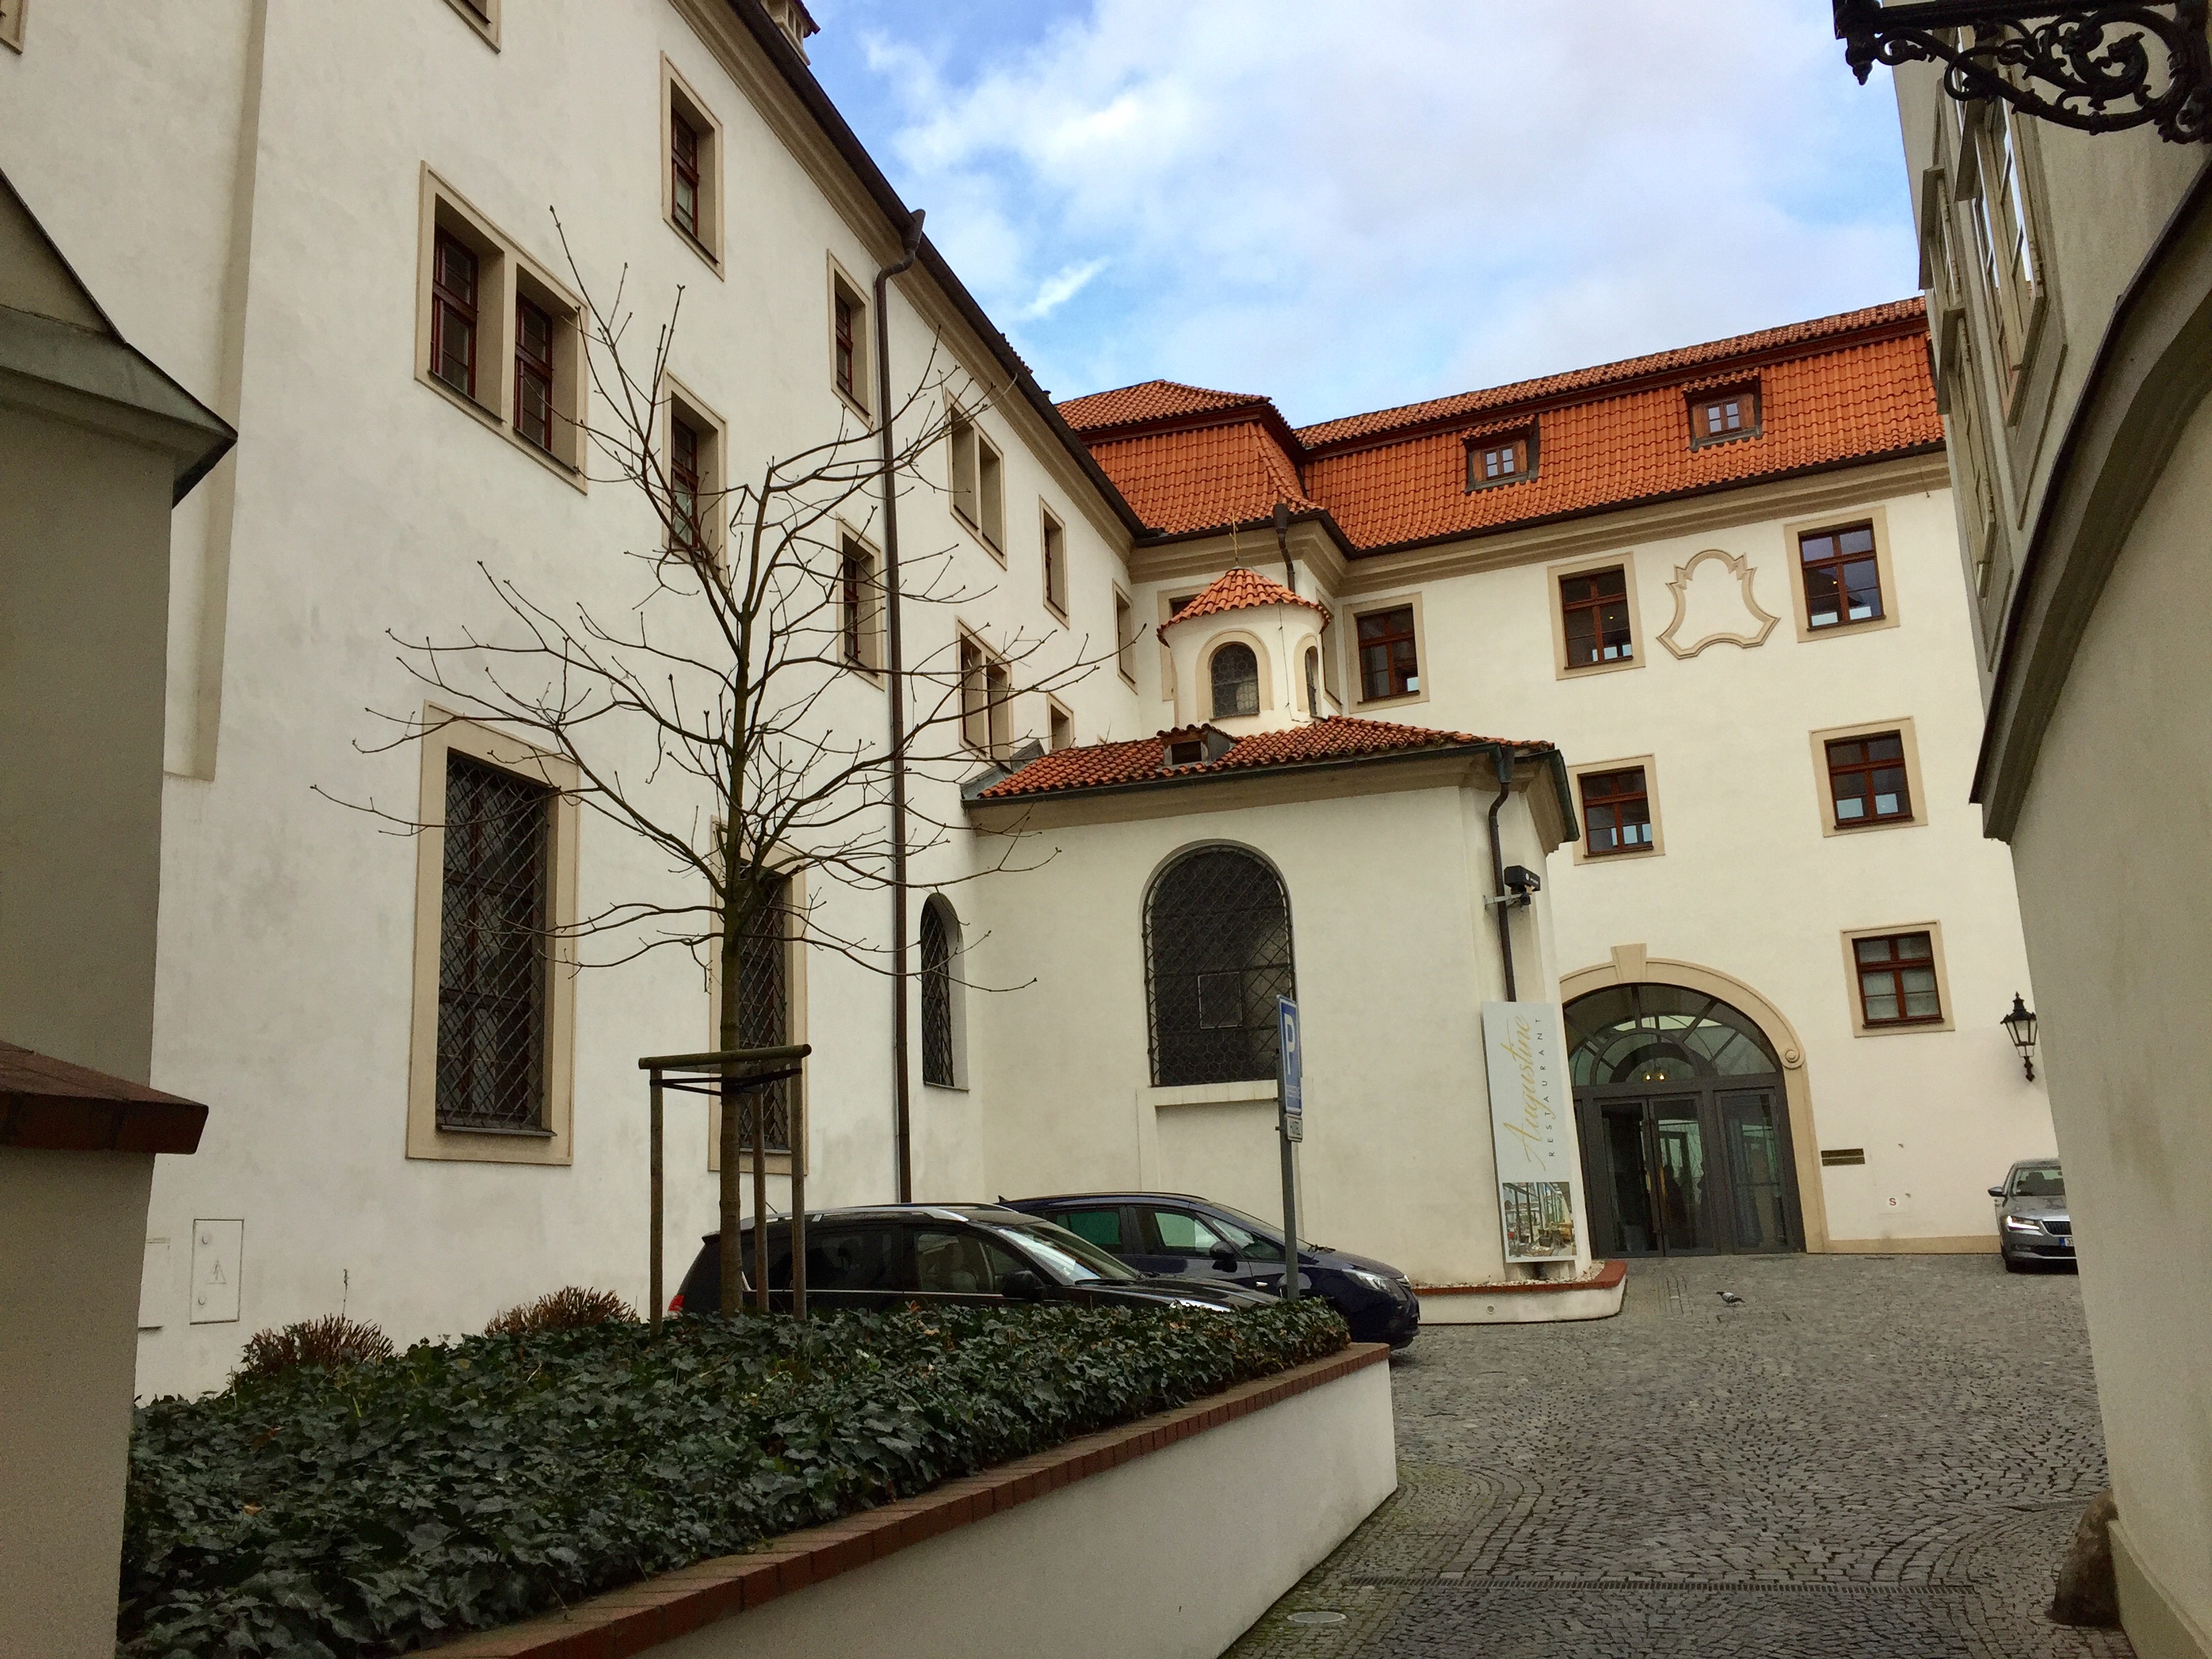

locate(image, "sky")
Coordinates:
804 1 1918 430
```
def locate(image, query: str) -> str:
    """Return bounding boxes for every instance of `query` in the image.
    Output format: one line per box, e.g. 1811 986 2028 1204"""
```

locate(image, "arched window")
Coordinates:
1210 642 1260 719
1303 647 1322 716
920 895 959 1087
1145 846 1294 1086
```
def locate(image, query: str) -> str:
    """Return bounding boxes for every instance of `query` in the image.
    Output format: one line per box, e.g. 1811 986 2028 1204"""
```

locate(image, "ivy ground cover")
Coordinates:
121 1299 1348 1658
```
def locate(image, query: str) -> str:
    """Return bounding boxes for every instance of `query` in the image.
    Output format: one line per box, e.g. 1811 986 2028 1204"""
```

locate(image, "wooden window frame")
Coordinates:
1809 717 1926 837
1824 730 1912 830
1687 383 1760 446
661 59 723 272
946 409 1004 560
1546 550 1645 680
1466 426 1536 491
662 375 725 564
407 708 580 1165
1113 589 1136 685
417 169 588 490
956 629 1010 758
827 260 870 419
1963 98 2046 413
1841 924 1953 1036
1047 697 1074 752
1040 505 1068 621
1558 563 1635 672
1784 506 1899 642
837 530 884 679
430 230 482 403
1351 597 1426 708
513 295 558 455
442 0 498 49
1567 754 1665 865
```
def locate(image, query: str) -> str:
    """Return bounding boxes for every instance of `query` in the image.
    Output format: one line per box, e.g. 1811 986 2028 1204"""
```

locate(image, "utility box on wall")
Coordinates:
190 1218 243 1324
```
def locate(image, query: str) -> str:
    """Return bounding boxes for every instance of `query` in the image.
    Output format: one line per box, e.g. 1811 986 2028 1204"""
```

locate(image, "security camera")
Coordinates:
1503 864 1542 895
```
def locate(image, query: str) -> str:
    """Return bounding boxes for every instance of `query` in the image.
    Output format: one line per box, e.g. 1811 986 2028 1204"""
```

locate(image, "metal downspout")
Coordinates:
1271 499 1296 596
874 209 926 1202
1486 745 1519 1002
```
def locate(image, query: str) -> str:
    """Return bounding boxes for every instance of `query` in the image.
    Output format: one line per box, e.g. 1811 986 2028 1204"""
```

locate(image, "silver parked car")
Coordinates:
1990 1160 2074 1271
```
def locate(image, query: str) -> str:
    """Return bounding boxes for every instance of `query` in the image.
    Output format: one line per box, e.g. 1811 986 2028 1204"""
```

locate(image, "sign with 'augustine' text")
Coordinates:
1481 1000 1579 1263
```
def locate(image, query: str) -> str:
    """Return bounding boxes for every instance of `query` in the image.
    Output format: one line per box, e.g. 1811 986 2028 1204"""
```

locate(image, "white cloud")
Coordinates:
821 1 1916 424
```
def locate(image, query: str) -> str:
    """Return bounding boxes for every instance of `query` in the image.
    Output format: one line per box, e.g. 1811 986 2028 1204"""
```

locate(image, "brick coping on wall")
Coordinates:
426 1341 1389 1658
1414 1258 1628 1296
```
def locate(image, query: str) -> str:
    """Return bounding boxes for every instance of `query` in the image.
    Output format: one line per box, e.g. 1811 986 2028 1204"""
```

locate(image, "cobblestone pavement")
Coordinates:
1231 1254 2130 1659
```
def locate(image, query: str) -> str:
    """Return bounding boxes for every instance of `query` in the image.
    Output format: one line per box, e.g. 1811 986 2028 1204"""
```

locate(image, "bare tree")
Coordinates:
334 233 1103 1314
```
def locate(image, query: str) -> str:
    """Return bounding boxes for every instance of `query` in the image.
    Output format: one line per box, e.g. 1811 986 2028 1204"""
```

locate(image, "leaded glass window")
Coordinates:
436 754 551 1131
733 876 793 1151
920 897 956 1087
1210 642 1260 719
1145 847 1294 1086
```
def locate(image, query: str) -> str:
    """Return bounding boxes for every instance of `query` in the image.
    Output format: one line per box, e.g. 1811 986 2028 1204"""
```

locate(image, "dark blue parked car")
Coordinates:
1002 1191 1420 1348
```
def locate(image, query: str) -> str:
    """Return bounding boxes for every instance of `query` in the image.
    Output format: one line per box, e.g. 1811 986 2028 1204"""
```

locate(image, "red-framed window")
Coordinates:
834 293 857 402
671 416 703 552
1800 522 1883 629
1579 766 1653 856
1826 731 1910 826
1356 606 1418 701
514 298 556 453
430 231 479 399
1560 567 1632 668
840 539 869 666
1853 931 1941 1027
672 113 702 242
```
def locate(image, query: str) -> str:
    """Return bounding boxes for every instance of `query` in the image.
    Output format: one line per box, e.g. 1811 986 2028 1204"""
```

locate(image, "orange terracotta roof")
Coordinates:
1291 299 1929 448
975 717 1546 801
1058 380 1270 432
1087 419 1321 537
1057 300 1940 555
1159 567 1331 638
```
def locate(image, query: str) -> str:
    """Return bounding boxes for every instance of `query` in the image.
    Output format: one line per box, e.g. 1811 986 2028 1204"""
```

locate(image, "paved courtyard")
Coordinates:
1232 1253 2128 1659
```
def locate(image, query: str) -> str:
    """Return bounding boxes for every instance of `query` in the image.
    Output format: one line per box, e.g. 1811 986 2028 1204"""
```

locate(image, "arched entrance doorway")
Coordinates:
1565 984 1805 1256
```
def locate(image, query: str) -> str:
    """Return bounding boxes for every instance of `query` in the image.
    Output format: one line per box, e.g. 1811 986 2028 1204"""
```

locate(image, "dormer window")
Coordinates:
1689 384 1760 445
1468 427 1536 491
1168 739 1205 766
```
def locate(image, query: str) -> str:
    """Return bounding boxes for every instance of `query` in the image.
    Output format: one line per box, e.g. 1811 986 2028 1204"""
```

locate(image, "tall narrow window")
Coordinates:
1560 567 1633 667
1210 643 1261 719
735 876 793 1151
985 659 1011 756
1145 846 1294 1086
436 754 551 1131
1357 606 1419 701
977 436 1004 548
1048 701 1073 752
949 415 979 526
671 112 702 243
514 297 556 453
1304 647 1322 716
1580 766 1654 857
1854 931 1942 1027
920 897 958 1087
1826 732 1911 826
1800 523 1883 630
959 636 1006 754
671 417 703 553
1115 592 1135 682
1971 102 2041 394
431 232 479 399
1041 509 1067 616
839 538 875 669
834 293 857 403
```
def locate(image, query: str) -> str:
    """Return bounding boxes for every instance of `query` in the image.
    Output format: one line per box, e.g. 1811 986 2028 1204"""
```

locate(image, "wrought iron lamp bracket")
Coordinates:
1836 0 2212 142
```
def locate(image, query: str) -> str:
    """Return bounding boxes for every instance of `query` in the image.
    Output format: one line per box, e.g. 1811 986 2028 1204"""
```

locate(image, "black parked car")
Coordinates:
1001 1192 1420 1348
671 1203 1280 1316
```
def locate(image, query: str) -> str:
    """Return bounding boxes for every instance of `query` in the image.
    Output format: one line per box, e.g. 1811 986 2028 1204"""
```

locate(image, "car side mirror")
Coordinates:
1209 1243 1240 1271
998 1269 1046 1302
1988 1187 2005 1199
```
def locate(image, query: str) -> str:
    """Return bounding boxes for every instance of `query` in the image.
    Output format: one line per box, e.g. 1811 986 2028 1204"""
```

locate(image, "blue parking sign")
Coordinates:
1278 997 1302 1127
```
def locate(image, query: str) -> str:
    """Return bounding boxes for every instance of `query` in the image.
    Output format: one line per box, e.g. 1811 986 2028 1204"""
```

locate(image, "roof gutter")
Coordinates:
720 0 1148 542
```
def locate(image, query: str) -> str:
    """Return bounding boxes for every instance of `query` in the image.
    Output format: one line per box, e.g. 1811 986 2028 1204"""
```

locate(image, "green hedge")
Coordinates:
120 1299 1349 1658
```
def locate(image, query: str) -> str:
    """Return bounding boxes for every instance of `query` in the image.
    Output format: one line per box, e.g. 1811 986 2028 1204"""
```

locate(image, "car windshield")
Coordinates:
2011 1165 2064 1198
984 1219 1141 1286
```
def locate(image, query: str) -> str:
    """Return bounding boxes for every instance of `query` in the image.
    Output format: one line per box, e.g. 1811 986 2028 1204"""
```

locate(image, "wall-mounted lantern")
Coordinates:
1833 0 2212 144
2000 992 2039 1081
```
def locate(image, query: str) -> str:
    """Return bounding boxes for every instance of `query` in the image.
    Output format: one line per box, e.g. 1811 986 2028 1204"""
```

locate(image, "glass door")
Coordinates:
1717 1088 1797 1252
1649 1094 1712 1254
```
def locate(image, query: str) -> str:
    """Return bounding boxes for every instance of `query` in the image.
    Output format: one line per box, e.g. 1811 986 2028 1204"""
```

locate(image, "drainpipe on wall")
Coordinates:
1271 499 1296 596
1485 745 1519 1002
874 208 926 1203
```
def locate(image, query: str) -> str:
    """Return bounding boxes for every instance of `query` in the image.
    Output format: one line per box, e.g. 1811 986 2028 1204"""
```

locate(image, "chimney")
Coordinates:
760 0 819 61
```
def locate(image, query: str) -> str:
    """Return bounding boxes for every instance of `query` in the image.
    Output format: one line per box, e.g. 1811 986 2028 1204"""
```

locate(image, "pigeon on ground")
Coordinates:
1717 1291 1744 1305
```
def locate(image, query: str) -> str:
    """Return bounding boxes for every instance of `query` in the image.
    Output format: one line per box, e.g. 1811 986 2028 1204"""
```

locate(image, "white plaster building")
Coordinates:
0 1 2051 1397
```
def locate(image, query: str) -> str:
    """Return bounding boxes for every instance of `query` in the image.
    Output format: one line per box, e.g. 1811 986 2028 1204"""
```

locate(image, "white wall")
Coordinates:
966 769 1559 1288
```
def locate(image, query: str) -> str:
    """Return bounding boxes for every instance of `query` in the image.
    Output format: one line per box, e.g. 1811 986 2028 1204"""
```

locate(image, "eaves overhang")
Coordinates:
720 0 1149 543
